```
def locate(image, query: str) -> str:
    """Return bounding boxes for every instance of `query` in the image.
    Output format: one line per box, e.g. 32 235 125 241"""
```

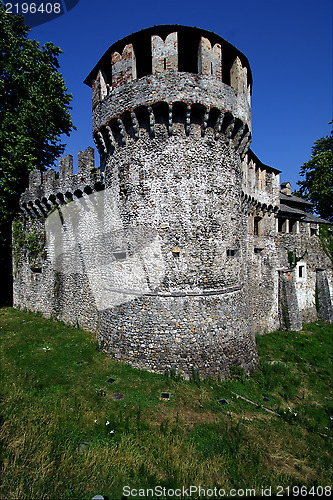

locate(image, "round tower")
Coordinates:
84 25 257 379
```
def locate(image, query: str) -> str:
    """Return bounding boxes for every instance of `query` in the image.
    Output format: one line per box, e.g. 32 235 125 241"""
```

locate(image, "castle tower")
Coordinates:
83 25 257 378
13 25 333 378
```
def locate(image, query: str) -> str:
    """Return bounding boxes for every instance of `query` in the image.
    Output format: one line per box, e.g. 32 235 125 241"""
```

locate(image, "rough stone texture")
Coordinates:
230 56 248 95
152 32 178 73
92 72 251 138
12 25 333 380
198 37 222 80
111 44 137 89
278 270 302 331
316 269 333 322
92 70 108 111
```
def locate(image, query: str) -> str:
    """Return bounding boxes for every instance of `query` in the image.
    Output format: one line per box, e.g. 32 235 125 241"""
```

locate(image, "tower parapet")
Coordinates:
84 25 252 163
20 147 104 218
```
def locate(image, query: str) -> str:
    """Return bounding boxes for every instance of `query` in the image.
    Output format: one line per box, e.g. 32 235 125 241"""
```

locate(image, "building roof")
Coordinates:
247 150 281 174
279 192 313 206
278 199 332 225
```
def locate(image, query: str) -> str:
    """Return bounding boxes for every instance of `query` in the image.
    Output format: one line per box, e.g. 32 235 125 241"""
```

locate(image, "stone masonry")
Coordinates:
13 26 333 380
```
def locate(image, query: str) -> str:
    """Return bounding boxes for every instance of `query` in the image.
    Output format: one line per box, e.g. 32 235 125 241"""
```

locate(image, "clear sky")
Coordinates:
27 0 332 190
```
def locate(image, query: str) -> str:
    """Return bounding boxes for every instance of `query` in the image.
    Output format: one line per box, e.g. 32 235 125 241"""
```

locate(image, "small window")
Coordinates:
254 216 262 236
113 250 127 261
227 249 238 257
30 267 42 273
289 220 298 234
296 262 306 281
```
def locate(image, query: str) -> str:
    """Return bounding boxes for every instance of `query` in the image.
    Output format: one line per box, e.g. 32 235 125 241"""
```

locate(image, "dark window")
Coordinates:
113 250 127 261
278 218 287 233
254 217 262 236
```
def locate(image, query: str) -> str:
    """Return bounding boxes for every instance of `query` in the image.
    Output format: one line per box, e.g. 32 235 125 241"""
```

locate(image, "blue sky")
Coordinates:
27 0 332 190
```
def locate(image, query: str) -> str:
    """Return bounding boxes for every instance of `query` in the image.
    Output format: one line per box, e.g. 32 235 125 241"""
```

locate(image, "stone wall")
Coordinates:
12 25 333 380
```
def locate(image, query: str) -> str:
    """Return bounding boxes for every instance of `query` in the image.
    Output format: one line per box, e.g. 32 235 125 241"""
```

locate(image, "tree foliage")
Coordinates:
0 3 75 302
296 122 333 221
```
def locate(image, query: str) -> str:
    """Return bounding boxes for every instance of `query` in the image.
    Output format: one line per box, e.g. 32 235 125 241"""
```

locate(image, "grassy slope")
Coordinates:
0 307 332 499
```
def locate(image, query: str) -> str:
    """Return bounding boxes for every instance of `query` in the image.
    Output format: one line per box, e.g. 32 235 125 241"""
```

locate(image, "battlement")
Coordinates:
241 150 281 216
20 147 104 218
85 26 252 124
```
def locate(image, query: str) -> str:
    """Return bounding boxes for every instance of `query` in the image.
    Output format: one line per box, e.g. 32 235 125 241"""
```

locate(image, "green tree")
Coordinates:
0 3 75 304
296 122 333 221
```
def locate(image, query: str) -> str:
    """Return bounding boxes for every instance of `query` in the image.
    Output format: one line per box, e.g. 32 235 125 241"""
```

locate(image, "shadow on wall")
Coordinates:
46 188 166 311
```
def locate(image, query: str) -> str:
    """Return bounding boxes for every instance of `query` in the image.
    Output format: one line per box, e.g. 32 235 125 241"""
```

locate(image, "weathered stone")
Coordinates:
12 25 333 381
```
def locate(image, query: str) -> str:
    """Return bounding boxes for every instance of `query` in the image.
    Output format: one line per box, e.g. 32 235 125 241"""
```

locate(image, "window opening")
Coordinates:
113 250 127 261
278 218 288 233
254 216 262 236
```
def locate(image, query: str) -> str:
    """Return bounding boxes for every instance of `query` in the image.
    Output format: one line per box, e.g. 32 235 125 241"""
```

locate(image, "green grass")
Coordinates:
0 307 332 499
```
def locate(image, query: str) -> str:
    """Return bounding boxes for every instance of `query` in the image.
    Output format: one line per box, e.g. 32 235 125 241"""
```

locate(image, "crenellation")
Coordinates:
59 154 73 182
230 56 248 94
19 147 103 218
92 69 108 110
111 44 137 89
42 168 56 188
78 146 95 178
151 32 178 74
198 37 222 80
29 169 42 190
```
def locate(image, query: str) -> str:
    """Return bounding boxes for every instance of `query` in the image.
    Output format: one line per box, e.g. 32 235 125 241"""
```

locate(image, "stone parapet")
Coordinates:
92 72 251 134
19 147 104 218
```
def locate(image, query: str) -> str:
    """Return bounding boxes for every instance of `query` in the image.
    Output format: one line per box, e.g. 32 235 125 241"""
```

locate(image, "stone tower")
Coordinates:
83 25 257 378
13 25 333 379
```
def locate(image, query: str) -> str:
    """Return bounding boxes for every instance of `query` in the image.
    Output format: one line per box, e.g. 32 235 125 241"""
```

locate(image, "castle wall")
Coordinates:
12 25 333 381
275 233 333 323
13 115 259 379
